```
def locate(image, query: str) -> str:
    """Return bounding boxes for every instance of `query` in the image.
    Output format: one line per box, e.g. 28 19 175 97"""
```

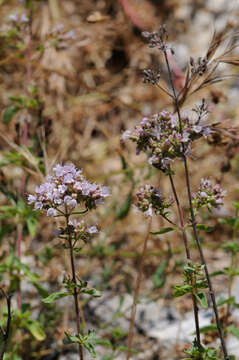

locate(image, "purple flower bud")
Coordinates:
8 13 18 22
121 130 131 142
69 219 78 228
34 201 43 210
88 226 98 234
28 194 36 204
68 199 77 209
20 13 29 23
62 30 76 40
53 24 64 33
192 125 202 133
47 208 57 217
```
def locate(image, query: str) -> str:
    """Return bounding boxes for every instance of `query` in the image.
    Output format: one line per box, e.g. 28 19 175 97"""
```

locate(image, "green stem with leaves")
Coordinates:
0 289 11 360
168 171 201 346
66 213 84 360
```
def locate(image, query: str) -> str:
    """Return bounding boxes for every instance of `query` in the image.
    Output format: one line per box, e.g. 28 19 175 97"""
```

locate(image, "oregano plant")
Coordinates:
122 25 239 360
27 163 109 359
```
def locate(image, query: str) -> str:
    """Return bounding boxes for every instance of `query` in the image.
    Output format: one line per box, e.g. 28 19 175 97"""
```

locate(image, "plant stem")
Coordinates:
16 223 23 310
0 289 11 360
163 49 229 359
126 218 152 360
168 171 201 346
66 215 84 360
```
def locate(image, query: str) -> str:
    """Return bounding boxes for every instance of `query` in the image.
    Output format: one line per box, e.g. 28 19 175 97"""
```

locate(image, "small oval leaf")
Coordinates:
196 291 208 309
2 105 21 124
42 291 69 303
151 227 177 235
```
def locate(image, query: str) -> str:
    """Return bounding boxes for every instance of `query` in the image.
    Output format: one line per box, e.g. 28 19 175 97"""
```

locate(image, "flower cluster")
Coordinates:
192 178 226 209
135 184 173 217
48 24 76 50
122 110 212 171
8 13 29 24
68 219 98 243
28 163 109 216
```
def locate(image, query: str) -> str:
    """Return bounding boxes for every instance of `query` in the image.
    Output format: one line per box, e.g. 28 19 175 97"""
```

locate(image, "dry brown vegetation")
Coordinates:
1 0 239 359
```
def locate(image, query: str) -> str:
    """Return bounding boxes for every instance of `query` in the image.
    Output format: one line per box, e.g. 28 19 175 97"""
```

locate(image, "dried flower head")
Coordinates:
135 184 173 217
143 69 161 85
28 163 109 216
142 25 174 54
192 178 226 210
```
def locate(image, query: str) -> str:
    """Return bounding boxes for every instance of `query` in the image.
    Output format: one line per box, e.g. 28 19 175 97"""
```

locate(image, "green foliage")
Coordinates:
151 227 177 235
2 106 21 124
42 292 69 304
0 198 39 236
195 291 208 309
196 224 215 232
152 259 167 288
0 306 45 342
64 330 97 358
184 339 220 360
115 192 132 220
227 325 239 340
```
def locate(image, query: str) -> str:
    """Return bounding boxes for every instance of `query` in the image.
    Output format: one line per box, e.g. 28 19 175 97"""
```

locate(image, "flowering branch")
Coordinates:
28 163 109 359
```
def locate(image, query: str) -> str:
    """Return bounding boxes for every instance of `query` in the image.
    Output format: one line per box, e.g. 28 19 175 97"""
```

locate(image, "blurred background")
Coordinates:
1 0 239 359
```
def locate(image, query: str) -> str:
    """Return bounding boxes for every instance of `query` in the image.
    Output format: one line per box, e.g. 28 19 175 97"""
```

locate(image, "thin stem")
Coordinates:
168 171 201 346
66 214 84 360
16 6 33 311
16 223 23 310
126 218 152 360
0 289 11 360
163 49 229 359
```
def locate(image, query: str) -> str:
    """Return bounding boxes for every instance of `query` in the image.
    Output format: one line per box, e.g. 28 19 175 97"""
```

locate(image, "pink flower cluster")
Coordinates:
122 111 211 171
135 184 173 217
192 178 226 209
28 163 109 216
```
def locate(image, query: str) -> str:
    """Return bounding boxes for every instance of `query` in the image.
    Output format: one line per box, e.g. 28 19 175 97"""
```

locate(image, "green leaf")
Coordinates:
196 291 208 309
84 341 97 358
63 331 80 344
219 217 239 229
222 242 239 253
232 201 239 210
216 296 235 307
25 319 46 341
32 281 49 298
196 224 215 232
26 217 37 237
173 284 192 297
42 291 69 303
152 259 167 288
227 325 239 339
2 105 21 124
150 227 177 235
93 338 111 347
199 324 217 333
115 192 132 220
210 270 225 277
9 96 24 105
83 288 101 297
